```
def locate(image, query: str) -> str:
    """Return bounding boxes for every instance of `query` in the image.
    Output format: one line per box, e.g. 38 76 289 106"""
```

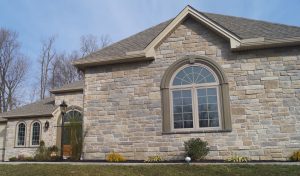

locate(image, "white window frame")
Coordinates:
30 121 42 147
15 122 26 147
169 63 222 132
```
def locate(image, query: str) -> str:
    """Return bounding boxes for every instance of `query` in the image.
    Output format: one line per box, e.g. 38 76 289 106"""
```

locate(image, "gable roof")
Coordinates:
0 97 57 119
50 80 84 94
73 5 300 68
0 117 6 122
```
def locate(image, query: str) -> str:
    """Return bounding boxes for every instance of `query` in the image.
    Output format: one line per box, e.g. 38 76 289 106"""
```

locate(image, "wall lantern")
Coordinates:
45 121 49 129
59 100 68 115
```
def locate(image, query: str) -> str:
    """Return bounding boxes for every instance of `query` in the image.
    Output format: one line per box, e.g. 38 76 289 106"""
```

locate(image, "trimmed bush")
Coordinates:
184 138 209 161
291 150 300 161
226 155 249 163
144 155 165 163
9 157 17 161
106 152 126 162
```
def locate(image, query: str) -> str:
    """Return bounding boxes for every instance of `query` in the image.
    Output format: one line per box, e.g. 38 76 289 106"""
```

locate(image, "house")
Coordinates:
0 5 300 161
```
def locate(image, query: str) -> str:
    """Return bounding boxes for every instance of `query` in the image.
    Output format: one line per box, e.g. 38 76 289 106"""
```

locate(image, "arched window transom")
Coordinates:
17 123 26 146
31 122 41 146
170 64 221 130
172 65 217 86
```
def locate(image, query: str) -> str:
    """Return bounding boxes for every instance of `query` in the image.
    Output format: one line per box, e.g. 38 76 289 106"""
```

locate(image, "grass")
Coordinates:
0 164 299 176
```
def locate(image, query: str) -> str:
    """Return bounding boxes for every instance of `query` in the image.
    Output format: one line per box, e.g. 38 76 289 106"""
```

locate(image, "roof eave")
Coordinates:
73 54 154 69
50 88 83 94
231 37 300 51
1 113 54 119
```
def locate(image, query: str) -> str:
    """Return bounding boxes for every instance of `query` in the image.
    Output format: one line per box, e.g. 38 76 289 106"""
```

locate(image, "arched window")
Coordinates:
31 121 41 146
17 122 26 146
161 56 232 133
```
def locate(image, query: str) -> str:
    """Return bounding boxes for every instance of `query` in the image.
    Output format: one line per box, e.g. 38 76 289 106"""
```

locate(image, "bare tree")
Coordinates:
5 57 28 110
99 34 111 49
38 34 111 97
39 36 56 99
49 51 82 89
0 28 28 112
80 34 111 57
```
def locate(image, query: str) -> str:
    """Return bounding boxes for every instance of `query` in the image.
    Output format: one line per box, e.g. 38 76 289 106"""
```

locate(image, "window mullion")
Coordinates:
192 85 199 130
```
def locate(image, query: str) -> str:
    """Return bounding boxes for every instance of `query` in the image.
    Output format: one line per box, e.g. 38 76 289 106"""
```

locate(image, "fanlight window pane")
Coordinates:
197 88 219 128
32 122 40 145
172 90 193 129
64 110 83 123
17 123 26 146
172 66 216 86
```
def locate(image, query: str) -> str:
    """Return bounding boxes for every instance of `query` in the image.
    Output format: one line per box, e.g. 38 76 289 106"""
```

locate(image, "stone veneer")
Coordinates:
0 122 6 161
4 117 57 161
54 91 83 108
83 17 300 161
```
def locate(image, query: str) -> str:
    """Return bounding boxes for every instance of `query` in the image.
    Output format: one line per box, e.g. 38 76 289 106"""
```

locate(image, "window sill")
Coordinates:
14 146 39 149
162 129 232 135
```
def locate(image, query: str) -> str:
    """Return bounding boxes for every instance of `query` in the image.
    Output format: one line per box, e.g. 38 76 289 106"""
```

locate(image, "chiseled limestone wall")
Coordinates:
83 17 300 161
4 116 58 161
0 122 6 161
54 91 83 108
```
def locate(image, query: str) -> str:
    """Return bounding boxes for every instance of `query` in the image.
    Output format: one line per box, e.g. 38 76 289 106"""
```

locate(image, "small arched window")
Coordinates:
17 122 26 146
161 56 232 133
31 121 41 146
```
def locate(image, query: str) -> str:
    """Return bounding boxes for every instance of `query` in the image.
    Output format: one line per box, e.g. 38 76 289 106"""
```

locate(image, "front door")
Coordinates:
62 110 83 160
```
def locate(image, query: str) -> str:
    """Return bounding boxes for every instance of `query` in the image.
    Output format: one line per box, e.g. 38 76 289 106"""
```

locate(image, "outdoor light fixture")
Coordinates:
44 121 49 129
59 100 68 115
185 156 191 164
59 100 68 160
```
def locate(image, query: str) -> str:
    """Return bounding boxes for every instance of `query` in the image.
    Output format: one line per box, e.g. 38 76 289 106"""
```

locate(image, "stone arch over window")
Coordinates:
161 56 231 133
31 121 41 146
16 122 26 146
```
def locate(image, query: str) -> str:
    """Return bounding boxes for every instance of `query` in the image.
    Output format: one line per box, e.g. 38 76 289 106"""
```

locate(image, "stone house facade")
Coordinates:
0 6 300 161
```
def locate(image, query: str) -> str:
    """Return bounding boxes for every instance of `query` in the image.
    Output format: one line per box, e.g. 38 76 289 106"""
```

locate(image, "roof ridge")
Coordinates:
203 11 300 30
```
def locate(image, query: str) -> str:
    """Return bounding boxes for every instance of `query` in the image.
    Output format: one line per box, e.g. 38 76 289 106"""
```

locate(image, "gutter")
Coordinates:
231 37 300 51
73 52 154 69
50 88 83 94
1 113 54 119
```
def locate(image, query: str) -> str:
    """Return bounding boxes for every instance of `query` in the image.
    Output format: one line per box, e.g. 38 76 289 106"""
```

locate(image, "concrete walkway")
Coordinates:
1 161 300 166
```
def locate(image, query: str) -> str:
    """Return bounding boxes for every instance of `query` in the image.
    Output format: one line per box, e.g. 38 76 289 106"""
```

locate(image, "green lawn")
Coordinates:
0 164 299 176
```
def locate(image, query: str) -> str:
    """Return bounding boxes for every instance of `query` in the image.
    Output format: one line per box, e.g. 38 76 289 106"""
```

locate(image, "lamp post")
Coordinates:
59 100 67 160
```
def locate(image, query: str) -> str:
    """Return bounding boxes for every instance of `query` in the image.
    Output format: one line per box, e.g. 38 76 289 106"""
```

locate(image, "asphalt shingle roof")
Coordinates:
50 80 84 93
203 12 300 40
0 97 57 118
75 10 300 65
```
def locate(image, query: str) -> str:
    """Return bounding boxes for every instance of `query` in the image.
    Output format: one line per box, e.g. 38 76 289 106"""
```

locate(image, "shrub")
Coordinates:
144 155 165 163
9 157 17 161
290 150 300 161
226 155 249 163
48 145 59 153
23 157 34 161
34 140 51 161
184 138 209 161
106 152 126 162
17 154 25 161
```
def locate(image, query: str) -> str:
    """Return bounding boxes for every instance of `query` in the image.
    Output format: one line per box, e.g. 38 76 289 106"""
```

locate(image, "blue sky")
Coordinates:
1 0 300 102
